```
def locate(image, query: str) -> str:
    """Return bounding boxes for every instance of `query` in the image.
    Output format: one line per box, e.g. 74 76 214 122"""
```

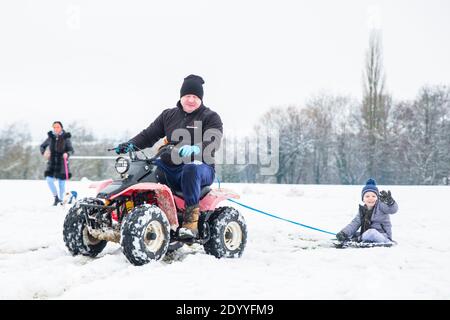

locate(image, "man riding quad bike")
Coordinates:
63 145 247 265
64 74 246 265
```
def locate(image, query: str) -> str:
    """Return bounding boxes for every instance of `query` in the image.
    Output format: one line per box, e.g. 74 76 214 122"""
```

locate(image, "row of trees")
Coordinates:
216 83 450 185
216 31 450 185
1 31 449 185
1 82 448 185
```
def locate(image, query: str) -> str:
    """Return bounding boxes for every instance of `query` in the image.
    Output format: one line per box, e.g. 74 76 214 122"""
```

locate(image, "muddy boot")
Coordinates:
178 204 200 239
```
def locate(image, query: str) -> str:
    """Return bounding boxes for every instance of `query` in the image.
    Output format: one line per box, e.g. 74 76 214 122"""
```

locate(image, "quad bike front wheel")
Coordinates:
120 204 170 266
63 198 107 257
203 206 247 258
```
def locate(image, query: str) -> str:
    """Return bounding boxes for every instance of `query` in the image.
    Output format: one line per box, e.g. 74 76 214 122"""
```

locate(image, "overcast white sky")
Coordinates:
1 0 449 142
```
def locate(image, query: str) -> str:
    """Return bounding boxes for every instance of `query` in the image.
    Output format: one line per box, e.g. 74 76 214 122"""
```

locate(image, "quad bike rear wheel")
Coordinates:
120 204 170 266
63 198 107 257
203 206 247 258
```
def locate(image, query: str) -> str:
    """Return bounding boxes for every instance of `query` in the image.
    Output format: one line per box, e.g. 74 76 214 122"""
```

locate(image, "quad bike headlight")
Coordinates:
115 157 130 175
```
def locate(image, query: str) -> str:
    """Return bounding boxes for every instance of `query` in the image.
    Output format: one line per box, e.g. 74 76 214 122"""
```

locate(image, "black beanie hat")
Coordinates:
180 74 205 100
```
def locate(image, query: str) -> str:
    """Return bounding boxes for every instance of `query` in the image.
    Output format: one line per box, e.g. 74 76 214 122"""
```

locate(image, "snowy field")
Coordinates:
0 179 449 300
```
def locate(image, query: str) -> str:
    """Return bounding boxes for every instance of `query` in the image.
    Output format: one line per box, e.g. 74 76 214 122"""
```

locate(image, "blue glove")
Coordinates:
115 142 134 155
179 145 201 157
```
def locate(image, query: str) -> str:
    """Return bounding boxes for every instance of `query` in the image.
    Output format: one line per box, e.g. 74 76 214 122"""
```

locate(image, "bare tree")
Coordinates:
255 106 312 184
361 30 392 178
304 94 357 184
303 97 333 184
331 96 366 184
391 85 450 184
0 123 35 179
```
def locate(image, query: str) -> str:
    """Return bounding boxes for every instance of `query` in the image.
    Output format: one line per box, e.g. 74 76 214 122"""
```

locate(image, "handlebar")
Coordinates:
107 144 174 163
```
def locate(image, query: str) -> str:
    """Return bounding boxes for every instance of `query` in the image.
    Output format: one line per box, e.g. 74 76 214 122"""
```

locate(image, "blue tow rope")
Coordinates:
217 178 336 236
227 198 337 236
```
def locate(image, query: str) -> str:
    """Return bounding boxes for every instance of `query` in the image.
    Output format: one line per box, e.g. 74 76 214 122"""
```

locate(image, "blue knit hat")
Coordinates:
361 178 379 200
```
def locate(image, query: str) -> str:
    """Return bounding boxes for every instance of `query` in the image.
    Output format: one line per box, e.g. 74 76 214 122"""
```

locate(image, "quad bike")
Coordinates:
63 146 247 266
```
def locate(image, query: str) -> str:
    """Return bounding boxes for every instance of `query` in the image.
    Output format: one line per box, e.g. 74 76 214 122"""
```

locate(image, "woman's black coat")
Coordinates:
40 131 74 180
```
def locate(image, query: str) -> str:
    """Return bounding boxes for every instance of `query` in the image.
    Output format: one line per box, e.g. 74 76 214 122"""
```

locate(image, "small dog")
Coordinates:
62 191 78 206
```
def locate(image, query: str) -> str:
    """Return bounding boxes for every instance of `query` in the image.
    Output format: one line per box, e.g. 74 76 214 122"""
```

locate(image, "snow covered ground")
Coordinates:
0 179 449 300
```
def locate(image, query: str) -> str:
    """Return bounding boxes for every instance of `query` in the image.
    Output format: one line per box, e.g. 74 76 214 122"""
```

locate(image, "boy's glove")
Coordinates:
336 231 348 242
178 145 201 157
379 190 395 206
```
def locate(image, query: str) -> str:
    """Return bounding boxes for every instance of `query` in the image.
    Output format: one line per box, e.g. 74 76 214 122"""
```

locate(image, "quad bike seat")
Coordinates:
172 186 211 200
155 167 212 200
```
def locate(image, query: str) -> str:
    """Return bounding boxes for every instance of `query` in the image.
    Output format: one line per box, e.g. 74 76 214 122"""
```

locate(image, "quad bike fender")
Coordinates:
89 179 113 194
199 188 240 211
109 183 179 229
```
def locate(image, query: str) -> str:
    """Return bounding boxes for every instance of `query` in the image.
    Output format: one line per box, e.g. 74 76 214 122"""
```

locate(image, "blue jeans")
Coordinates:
361 229 390 243
46 176 65 200
155 160 215 207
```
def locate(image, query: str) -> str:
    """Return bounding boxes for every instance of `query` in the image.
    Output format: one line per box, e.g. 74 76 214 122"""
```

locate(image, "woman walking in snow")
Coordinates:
335 178 398 244
39 121 74 205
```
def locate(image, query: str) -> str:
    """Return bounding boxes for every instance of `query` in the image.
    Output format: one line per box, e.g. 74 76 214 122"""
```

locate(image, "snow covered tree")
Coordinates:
303 96 334 184
0 123 35 179
304 94 360 184
255 106 313 184
391 85 450 184
329 96 366 184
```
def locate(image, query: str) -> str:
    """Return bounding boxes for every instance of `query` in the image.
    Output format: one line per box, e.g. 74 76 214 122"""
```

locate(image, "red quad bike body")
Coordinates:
63 148 247 266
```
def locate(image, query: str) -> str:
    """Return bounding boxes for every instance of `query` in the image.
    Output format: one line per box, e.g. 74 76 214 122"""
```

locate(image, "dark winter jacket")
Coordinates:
129 102 223 166
341 200 398 241
40 131 74 180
